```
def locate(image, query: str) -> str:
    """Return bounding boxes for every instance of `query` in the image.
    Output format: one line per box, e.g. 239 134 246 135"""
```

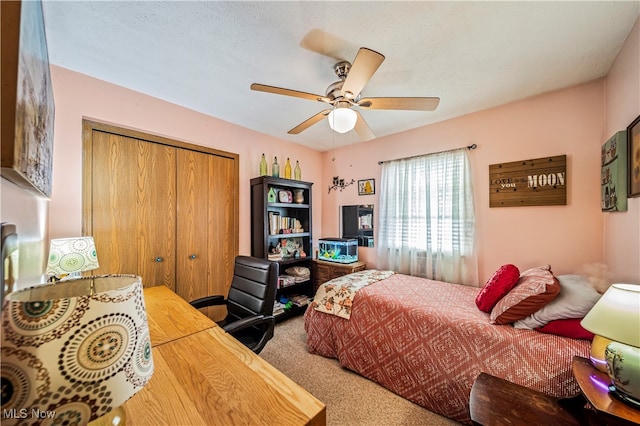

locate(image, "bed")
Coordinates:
304 271 591 424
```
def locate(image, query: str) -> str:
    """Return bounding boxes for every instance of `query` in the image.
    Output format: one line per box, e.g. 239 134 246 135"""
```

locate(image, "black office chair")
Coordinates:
190 256 279 354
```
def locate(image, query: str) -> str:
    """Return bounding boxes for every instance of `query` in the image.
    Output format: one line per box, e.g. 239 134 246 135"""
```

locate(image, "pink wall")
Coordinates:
43 16 640 286
48 66 324 256
0 180 49 286
603 18 640 284
322 80 606 284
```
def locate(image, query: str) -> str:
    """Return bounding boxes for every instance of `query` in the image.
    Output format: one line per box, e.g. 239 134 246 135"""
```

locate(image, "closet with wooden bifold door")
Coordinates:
82 120 239 321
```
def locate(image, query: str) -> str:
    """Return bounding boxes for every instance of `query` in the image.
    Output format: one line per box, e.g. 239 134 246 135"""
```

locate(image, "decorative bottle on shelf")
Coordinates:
272 156 279 177
294 161 301 180
284 158 292 179
259 153 268 176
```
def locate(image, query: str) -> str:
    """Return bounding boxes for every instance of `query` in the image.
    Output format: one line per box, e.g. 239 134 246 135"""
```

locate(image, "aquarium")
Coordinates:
318 238 358 264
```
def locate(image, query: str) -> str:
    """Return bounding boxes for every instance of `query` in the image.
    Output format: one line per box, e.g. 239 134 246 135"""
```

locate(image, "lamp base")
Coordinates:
88 406 126 426
609 384 640 409
605 341 640 409
589 335 612 373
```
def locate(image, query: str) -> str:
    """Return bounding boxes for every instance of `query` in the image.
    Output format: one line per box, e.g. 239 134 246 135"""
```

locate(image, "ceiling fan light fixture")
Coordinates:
328 107 357 133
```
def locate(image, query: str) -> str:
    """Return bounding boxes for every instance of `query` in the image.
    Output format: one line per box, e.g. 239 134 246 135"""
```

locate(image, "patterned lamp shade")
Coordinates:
46 237 99 278
1 275 154 425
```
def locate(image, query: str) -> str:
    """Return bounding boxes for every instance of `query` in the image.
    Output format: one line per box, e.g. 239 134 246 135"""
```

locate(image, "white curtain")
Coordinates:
377 149 478 286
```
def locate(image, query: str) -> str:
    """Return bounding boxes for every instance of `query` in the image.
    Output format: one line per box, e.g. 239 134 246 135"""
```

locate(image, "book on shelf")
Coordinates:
277 275 296 289
288 294 310 307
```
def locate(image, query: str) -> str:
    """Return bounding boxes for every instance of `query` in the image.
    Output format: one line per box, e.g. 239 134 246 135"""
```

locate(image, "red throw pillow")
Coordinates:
490 265 561 325
537 318 594 341
475 264 520 312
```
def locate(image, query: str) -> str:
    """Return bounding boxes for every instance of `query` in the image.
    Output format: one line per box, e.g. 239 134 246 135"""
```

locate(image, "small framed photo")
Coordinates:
628 115 640 197
358 179 375 195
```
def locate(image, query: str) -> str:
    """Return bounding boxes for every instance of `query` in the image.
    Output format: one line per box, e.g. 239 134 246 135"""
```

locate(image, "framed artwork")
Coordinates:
358 179 375 195
1 0 55 198
628 115 640 198
601 131 627 212
489 155 566 207
600 130 627 212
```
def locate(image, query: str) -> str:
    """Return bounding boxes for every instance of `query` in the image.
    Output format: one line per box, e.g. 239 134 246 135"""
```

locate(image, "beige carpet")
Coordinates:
260 315 461 426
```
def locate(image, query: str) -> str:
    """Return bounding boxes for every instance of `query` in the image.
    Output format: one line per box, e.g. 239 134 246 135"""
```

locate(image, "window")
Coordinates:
377 149 477 286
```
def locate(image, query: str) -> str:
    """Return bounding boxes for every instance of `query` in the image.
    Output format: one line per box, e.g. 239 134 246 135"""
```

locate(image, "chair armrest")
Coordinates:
189 295 226 309
222 314 273 334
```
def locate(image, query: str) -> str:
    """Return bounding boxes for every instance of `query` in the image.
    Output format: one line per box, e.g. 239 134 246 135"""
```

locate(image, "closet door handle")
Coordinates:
189 254 197 260
155 257 163 263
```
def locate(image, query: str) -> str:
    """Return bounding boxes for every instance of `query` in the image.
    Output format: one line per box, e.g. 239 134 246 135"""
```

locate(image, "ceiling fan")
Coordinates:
250 47 440 141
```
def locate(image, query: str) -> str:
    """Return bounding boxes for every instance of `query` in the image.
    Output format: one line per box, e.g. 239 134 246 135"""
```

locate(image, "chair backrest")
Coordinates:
226 256 278 321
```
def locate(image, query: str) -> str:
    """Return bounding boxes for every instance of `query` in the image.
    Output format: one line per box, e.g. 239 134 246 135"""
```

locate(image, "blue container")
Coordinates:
318 238 358 264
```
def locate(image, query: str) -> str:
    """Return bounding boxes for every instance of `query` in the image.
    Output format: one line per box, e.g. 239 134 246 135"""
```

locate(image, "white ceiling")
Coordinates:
42 1 639 152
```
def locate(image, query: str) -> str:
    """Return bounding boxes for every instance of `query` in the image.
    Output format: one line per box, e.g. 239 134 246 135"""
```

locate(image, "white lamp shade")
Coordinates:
581 283 640 347
328 108 357 133
1 275 153 425
46 237 99 276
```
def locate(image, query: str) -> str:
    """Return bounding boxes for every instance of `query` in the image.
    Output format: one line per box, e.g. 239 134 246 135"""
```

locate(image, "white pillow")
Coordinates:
513 274 601 330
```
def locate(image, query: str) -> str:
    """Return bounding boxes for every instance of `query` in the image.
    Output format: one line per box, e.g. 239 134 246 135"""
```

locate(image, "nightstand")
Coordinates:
572 356 640 426
311 259 366 292
469 359 640 426
469 372 582 425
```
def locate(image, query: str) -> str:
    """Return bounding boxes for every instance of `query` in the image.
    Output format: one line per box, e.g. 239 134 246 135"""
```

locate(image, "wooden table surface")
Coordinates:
122 285 326 425
143 285 217 347
572 356 640 424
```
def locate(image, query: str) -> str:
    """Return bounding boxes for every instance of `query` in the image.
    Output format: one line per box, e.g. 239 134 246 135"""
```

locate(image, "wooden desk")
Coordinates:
572 356 640 425
123 286 326 425
143 285 217 346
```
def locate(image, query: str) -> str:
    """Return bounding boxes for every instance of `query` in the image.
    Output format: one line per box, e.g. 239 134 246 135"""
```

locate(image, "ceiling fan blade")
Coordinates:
288 110 331 134
251 83 329 103
353 111 375 141
341 48 385 99
358 97 440 111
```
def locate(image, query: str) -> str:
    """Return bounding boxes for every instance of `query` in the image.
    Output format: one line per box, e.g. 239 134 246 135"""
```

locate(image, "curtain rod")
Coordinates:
377 144 477 165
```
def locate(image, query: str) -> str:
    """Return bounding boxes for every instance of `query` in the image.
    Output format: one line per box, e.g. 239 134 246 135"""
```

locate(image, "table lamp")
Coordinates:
1 275 154 425
581 283 640 408
46 237 99 281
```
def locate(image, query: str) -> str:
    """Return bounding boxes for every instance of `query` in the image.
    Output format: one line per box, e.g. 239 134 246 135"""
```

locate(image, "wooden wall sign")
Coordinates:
489 155 567 207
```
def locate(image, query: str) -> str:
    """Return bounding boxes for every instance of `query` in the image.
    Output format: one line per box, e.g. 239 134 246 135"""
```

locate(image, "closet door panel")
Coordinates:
90 130 176 291
176 149 210 303
137 141 176 289
207 154 236 298
91 132 138 277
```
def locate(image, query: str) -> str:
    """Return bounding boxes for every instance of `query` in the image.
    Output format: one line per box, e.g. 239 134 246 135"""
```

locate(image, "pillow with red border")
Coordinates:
475 264 520 312
490 265 560 325
536 318 594 341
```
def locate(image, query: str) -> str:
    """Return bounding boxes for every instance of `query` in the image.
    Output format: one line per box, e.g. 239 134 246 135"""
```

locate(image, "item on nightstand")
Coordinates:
272 156 280 177
581 283 640 408
318 237 358 263
589 335 613 373
1 275 153 425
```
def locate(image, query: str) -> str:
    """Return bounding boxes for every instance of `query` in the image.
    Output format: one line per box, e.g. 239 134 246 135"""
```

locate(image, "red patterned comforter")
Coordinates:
304 273 590 424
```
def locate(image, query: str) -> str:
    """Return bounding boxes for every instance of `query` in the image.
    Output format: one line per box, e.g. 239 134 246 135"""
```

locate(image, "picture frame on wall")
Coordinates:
628 115 640 198
358 179 375 195
0 0 55 198
601 131 627 212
